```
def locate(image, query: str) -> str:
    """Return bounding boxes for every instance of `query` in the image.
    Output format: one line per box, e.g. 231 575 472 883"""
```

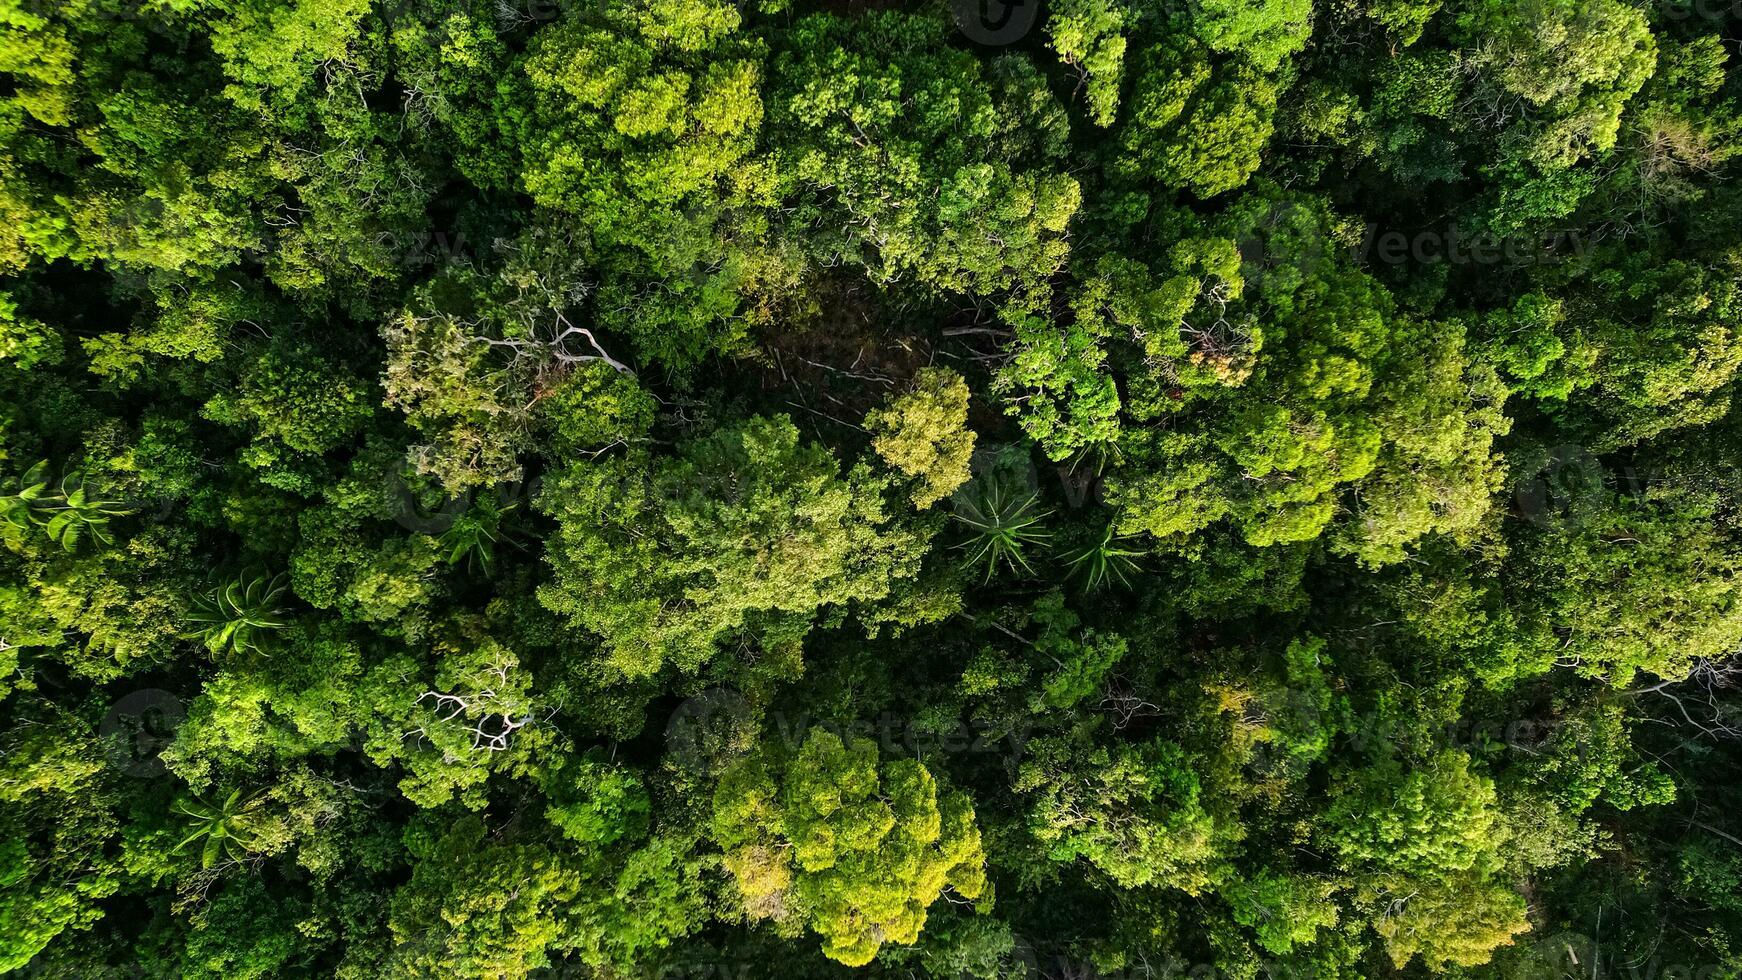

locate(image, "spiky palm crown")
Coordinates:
36 470 130 552
174 789 266 869
951 479 1054 583
1066 522 1145 593
184 571 292 657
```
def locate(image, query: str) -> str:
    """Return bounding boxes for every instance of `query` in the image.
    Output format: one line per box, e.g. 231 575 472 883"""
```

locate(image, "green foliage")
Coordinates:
1224 870 1340 955
950 477 1053 582
1017 733 1234 892
1514 485 1742 685
1117 42 1279 199
182 571 292 658
4 0 1742 975
1186 0 1312 70
172 789 269 870
864 367 976 510
544 759 651 847
1454 0 1655 172
386 816 575 977
1047 0 1129 126
436 498 513 576
1065 522 1144 592
770 12 1079 303
538 415 930 678
712 730 988 966
0 460 49 543
34 469 129 552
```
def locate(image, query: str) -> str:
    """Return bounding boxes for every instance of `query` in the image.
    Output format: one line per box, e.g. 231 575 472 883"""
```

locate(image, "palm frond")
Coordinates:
951 479 1054 583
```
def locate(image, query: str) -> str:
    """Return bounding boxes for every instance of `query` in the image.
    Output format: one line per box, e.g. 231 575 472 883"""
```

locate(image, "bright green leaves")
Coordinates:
0 292 59 370
0 704 121 972
206 0 375 116
1046 0 1129 126
510 0 784 370
1513 485 1742 686
997 310 1123 461
543 753 651 847
770 13 1078 305
1089 192 1514 566
182 571 293 658
1576 257 1742 451
384 242 662 492
381 618 554 809
537 416 930 679
0 459 51 545
1064 523 1143 594
383 306 528 494
1454 0 1655 172
204 345 372 492
519 7 761 212
436 497 512 576
10 466 131 553
995 240 1248 461
172 788 269 870
1028 590 1128 710
1185 0 1312 71
1325 751 1504 877
1116 42 1279 199
1017 733 1234 893
3 0 1740 974
1224 870 1340 956
0 0 79 127
712 730 987 966
950 478 1053 582
864 367 976 510
1323 751 1531 969
387 816 577 978
1333 315 1512 566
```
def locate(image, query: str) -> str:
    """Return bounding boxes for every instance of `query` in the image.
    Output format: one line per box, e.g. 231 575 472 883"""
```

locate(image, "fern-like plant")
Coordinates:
173 789 267 869
1065 523 1144 592
37 470 129 552
437 498 516 575
1 461 50 535
952 479 1053 582
184 571 292 657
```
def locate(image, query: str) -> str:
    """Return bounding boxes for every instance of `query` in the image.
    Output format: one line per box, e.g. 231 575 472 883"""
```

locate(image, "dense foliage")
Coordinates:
3 0 1742 975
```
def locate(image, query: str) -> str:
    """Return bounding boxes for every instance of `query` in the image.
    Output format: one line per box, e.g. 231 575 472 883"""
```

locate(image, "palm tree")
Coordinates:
36 470 130 552
173 788 266 869
1065 522 1144 592
951 479 1053 583
437 498 516 575
1 461 50 534
183 571 292 657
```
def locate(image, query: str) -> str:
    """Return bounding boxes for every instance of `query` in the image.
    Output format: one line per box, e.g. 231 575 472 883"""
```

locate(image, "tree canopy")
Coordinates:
5 0 1742 976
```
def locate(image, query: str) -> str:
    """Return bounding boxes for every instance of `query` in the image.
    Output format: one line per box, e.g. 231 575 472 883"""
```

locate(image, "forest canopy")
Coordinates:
3 0 1742 976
